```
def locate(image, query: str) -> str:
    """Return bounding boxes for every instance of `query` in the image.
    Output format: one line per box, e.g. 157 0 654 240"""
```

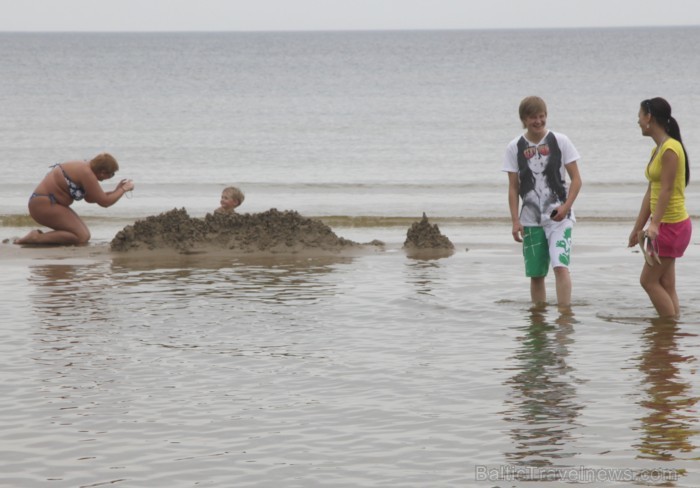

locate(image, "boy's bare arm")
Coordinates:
507 172 523 242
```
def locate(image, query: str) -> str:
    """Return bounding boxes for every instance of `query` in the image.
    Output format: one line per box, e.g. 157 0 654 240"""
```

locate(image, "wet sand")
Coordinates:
110 208 369 254
5 208 459 262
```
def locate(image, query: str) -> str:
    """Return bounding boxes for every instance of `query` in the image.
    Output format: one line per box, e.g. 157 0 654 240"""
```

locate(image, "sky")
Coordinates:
1 0 699 32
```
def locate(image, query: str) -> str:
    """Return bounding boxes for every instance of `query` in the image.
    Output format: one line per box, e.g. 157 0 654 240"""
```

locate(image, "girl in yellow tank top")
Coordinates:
645 137 688 223
629 97 691 318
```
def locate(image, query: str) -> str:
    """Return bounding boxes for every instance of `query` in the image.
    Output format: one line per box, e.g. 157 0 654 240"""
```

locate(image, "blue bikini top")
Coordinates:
52 163 86 201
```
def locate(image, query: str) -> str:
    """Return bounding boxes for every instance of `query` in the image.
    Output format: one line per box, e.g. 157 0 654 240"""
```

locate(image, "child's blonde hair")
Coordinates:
223 186 245 206
519 96 547 127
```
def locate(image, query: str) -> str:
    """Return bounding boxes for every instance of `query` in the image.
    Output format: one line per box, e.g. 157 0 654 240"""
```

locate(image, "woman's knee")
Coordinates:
659 274 675 291
639 273 662 293
75 228 91 244
640 278 649 292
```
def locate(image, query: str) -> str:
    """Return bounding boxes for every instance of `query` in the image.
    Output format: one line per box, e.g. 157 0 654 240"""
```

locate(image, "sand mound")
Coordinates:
403 213 454 251
110 208 361 254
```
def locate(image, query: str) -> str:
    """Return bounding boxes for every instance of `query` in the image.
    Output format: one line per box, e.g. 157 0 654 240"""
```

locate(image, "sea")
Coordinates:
1 27 700 487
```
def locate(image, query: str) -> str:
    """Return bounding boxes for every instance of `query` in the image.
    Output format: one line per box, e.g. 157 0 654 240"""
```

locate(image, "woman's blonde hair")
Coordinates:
89 153 119 173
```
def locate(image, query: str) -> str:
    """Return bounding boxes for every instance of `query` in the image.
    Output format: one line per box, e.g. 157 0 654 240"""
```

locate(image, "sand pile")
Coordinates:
110 208 360 254
403 213 454 252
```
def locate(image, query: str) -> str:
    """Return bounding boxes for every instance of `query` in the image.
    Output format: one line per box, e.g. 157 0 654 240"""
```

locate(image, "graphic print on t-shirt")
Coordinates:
516 132 568 224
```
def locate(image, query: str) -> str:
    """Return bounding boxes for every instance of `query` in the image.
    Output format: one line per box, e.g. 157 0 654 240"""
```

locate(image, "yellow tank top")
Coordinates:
645 138 688 223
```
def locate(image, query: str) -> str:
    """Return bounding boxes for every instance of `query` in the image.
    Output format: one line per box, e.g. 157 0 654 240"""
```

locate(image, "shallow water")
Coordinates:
1 222 699 487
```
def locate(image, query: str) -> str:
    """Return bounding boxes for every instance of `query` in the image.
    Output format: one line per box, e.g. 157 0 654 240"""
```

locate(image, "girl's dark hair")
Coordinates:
641 97 690 186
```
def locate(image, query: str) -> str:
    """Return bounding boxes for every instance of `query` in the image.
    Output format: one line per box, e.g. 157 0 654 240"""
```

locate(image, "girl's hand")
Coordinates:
628 230 639 248
629 228 646 248
646 221 659 241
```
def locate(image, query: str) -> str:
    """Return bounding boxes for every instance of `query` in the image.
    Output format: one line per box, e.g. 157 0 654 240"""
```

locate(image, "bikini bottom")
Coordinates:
29 192 57 205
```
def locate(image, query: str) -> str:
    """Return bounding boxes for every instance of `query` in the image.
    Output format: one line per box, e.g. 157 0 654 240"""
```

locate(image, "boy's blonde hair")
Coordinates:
519 96 547 127
223 186 245 206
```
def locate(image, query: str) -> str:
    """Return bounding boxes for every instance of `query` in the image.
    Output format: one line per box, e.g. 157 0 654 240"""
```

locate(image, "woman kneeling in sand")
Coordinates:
15 153 135 245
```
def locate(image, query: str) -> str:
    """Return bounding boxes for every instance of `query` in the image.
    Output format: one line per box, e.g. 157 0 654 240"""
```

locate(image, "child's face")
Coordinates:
220 193 239 210
523 111 547 139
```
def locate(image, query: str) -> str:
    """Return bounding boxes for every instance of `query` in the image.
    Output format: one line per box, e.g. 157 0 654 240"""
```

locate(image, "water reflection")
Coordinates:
633 318 699 462
502 306 583 467
404 259 444 296
404 248 455 261
27 261 126 414
28 261 115 329
110 253 353 305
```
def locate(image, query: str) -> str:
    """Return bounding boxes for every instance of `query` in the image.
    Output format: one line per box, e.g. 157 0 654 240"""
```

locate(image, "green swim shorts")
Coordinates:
523 226 550 277
522 224 573 277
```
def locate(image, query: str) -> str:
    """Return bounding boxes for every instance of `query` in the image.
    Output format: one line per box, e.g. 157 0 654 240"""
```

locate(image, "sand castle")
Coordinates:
110 208 454 258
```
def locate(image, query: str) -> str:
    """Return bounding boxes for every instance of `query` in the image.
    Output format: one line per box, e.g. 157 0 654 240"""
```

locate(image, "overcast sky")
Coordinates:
2 0 699 32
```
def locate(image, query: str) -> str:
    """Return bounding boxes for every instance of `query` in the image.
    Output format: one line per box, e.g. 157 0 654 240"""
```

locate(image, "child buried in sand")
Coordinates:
214 186 245 214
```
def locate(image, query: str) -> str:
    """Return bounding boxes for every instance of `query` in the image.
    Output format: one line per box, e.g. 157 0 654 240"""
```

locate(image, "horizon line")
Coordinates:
0 24 699 34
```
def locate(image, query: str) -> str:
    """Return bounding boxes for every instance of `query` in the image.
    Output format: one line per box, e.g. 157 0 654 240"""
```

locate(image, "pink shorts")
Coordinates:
657 218 692 258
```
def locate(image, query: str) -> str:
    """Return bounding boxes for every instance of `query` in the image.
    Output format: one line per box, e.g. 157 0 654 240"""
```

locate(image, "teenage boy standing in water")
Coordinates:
502 96 583 307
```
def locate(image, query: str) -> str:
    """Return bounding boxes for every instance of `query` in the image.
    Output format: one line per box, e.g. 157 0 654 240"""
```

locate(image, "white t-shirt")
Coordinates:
502 130 580 226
